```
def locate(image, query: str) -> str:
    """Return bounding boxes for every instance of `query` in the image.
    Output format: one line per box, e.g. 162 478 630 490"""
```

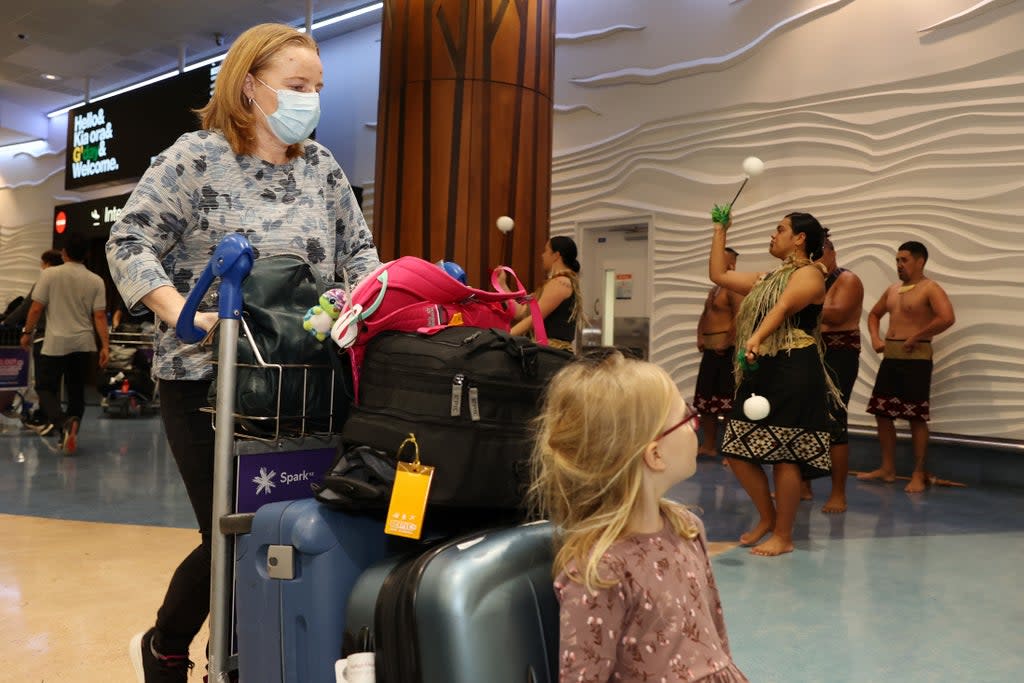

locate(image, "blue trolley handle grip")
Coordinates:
176 234 255 343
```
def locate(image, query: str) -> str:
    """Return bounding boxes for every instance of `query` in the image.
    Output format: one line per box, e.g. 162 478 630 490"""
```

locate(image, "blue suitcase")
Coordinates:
234 498 394 683
344 521 558 683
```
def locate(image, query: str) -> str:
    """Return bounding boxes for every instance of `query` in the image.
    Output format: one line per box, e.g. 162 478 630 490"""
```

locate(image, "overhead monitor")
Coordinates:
64 66 216 190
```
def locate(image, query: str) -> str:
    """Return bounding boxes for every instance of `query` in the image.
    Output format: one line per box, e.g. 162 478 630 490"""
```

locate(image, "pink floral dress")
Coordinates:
555 512 748 683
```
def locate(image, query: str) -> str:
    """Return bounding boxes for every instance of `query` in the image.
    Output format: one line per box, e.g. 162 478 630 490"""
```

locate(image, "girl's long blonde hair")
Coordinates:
529 350 698 593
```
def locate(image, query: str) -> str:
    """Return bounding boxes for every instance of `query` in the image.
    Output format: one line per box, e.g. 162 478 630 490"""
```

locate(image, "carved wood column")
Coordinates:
373 0 556 288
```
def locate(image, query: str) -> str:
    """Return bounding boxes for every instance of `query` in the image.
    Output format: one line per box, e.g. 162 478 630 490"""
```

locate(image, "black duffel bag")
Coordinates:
336 327 573 510
209 254 349 437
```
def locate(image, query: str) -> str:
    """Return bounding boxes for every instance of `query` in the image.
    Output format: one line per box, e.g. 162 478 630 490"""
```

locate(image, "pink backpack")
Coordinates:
331 256 547 392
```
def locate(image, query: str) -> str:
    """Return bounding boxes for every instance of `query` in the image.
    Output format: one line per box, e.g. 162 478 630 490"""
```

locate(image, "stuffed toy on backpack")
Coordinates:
302 288 345 342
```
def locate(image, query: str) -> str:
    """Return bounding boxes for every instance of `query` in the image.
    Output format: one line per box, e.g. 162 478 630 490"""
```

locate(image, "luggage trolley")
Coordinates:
177 235 364 683
179 236 563 683
0 326 34 431
100 325 158 416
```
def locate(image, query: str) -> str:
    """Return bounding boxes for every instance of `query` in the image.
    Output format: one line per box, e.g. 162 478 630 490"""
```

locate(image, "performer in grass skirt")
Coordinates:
708 211 842 557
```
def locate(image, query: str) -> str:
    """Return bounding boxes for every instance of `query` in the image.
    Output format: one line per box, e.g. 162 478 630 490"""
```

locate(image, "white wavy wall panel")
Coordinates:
918 0 1019 32
0 150 67 310
550 30 1024 438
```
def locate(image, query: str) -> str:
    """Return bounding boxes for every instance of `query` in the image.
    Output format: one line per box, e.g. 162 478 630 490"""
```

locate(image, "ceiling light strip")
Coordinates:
310 2 383 30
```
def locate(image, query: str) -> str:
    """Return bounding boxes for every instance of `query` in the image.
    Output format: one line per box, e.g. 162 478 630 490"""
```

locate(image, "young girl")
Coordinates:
531 350 748 683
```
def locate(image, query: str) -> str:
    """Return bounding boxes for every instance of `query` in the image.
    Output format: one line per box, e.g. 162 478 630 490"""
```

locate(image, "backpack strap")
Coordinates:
359 270 389 320
490 266 549 346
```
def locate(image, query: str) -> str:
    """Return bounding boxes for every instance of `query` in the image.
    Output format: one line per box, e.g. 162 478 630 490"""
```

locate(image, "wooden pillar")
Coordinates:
373 0 556 289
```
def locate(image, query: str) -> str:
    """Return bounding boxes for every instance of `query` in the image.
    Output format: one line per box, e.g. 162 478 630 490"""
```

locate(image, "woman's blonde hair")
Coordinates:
529 349 698 593
196 23 319 158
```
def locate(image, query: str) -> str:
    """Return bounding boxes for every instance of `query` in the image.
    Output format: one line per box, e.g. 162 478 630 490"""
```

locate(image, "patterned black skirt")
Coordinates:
721 345 833 479
867 341 932 421
694 346 736 415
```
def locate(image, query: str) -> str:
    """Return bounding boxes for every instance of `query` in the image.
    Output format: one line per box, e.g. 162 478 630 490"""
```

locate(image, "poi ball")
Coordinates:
496 215 515 233
742 156 765 177
743 393 771 421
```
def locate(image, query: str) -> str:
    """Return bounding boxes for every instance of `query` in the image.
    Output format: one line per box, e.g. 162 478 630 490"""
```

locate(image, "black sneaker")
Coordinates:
62 417 79 454
129 629 194 683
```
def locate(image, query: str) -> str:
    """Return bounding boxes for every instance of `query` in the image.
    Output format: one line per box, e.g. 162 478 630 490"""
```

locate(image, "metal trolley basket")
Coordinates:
177 235 348 682
206 311 346 443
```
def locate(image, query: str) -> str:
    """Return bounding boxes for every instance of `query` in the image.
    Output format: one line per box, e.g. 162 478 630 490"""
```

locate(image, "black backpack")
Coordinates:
328 327 573 511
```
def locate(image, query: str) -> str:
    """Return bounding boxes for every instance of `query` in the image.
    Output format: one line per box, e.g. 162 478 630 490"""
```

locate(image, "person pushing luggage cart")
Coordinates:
107 22 382 683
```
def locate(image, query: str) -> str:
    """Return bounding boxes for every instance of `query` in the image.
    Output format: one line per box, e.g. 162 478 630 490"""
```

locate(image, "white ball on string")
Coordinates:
743 393 771 421
496 215 515 233
742 156 765 177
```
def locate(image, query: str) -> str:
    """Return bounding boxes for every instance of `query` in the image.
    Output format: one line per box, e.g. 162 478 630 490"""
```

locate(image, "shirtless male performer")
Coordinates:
694 247 743 456
859 241 955 493
809 237 864 512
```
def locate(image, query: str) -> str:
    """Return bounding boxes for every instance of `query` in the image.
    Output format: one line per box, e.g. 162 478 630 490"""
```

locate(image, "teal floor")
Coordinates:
672 459 1024 682
2 408 1023 681
715 533 1023 682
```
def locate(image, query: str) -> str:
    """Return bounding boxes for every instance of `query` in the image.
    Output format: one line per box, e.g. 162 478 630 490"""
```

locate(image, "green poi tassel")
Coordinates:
736 347 759 372
711 204 731 224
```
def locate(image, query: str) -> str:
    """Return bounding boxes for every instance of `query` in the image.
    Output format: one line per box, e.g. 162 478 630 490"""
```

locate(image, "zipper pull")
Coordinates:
468 386 480 422
450 373 464 416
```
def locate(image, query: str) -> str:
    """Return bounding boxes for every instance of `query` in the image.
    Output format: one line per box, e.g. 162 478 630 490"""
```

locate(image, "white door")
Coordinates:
579 223 650 356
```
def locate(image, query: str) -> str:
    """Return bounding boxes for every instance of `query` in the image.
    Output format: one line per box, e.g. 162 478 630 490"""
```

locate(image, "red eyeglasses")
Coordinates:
657 406 700 440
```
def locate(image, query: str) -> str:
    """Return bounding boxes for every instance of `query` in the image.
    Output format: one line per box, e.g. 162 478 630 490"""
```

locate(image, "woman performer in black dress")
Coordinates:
709 212 840 557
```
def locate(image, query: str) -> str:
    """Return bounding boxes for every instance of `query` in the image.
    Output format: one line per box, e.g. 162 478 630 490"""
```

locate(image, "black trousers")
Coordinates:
154 379 216 653
35 351 91 426
31 342 46 421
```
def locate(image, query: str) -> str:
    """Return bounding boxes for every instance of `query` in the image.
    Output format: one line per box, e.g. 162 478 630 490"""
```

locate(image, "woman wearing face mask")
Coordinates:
106 24 380 682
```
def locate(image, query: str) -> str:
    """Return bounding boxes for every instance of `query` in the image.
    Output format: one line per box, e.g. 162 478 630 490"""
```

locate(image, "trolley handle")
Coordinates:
176 234 255 344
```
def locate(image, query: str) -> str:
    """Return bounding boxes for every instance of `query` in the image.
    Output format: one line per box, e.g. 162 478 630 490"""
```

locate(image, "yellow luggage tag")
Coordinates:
384 433 434 539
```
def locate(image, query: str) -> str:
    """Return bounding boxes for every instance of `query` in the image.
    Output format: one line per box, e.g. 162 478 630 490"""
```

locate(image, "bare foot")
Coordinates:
750 536 794 557
905 471 930 493
821 494 847 513
739 518 774 546
856 469 896 483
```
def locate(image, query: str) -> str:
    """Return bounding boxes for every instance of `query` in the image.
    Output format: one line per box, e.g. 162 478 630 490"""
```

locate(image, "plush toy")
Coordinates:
303 288 346 341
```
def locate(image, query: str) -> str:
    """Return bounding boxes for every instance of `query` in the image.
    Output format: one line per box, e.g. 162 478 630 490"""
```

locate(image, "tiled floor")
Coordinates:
1 408 1022 682
1 514 208 683
679 461 1024 682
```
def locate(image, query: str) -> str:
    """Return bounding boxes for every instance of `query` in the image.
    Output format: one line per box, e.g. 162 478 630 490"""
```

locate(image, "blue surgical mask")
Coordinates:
253 76 320 144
